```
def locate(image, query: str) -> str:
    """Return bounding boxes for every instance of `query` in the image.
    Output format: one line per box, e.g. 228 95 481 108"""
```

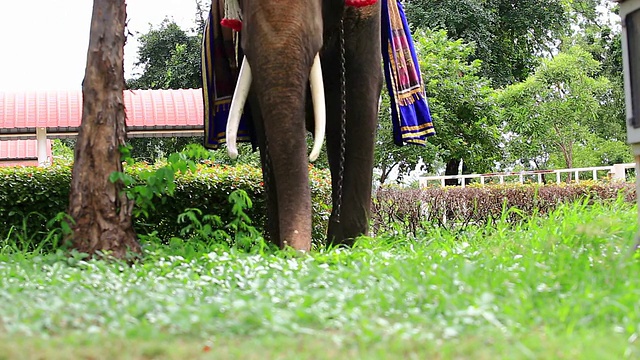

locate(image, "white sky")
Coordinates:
0 0 205 91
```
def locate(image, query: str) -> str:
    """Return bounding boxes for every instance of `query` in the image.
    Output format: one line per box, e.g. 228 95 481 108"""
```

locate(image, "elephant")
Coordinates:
203 0 435 251
202 0 434 251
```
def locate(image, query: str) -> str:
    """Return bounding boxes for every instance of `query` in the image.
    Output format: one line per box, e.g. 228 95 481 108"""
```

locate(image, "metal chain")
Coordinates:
262 137 276 239
263 138 272 196
334 17 348 223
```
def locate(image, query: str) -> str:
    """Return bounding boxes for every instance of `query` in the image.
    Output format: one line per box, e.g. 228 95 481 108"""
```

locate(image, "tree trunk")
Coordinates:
67 0 140 258
378 163 397 186
444 159 461 186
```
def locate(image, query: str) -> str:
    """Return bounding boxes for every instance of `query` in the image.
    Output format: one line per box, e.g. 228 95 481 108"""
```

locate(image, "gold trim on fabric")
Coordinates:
400 122 434 132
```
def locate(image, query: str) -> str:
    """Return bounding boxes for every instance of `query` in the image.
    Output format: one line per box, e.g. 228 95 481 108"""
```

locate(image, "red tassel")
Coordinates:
221 0 243 31
221 19 242 31
345 0 378 7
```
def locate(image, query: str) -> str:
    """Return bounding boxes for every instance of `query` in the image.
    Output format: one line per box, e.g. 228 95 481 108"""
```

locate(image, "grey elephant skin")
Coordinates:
230 1 383 251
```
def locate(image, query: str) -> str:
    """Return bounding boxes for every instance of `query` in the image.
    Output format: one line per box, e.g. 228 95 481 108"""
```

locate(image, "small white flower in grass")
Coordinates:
480 292 495 305
453 242 470 254
513 254 523 260
286 258 300 270
443 327 458 339
440 250 448 258
536 283 551 293
614 326 625 333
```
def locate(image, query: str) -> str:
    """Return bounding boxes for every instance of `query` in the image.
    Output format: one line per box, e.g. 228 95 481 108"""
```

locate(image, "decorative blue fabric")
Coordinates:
381 0 435 146
201 3 253 150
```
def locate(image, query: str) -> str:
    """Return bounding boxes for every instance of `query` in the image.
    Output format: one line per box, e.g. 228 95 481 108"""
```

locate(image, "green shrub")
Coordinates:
0 163 333 246
1 161 635 249
0 165 72 238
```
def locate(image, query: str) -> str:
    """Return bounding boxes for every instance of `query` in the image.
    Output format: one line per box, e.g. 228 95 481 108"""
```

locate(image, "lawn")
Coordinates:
0 199 639 359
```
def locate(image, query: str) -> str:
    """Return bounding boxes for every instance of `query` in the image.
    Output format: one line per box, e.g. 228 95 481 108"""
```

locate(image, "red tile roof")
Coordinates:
0 89 204 137
0 139 52 166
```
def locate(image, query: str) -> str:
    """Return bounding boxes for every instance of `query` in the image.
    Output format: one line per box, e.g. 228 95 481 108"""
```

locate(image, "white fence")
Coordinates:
419 163 637 188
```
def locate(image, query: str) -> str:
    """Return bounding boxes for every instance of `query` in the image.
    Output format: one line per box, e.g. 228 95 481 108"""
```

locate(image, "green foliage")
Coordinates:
125 137 206 164
375 28 501 184
50 139 75 165
175 208 228 244
0 201 638 359
162 188 271 253
1 212 66 254
497 45 615 169
0 158 333 248
225 189 263 248
0 165 72 241
126 19 202 90
110 143 215 219
561 132 633 168
414 29 500 174
404 0 568 87
559 1 626 145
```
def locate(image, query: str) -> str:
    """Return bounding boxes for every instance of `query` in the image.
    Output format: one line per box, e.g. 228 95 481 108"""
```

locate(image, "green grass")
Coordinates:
0 199 639 359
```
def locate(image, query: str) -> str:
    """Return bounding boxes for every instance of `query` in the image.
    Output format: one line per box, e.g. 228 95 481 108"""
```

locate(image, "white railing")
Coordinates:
419 163 637 188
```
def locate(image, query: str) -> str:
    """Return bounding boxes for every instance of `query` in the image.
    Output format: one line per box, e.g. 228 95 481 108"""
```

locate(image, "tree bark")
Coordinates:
378 162 397 186
444 159 461 186
67 0 140 258
443 158 473 186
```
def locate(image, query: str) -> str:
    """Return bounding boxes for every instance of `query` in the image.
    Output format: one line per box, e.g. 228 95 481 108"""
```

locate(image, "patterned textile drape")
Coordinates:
381 0 435 146
201 2 253 149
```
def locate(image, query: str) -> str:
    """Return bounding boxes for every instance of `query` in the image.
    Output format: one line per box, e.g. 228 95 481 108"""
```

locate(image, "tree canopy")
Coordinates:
125 19 204 162
404 0 568 87
127 19 202 90
497 45 628 170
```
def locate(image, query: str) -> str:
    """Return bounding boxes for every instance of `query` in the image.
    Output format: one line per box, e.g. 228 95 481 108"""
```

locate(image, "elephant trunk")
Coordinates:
225 4 324 250
252 52 315 250
225 55 325 162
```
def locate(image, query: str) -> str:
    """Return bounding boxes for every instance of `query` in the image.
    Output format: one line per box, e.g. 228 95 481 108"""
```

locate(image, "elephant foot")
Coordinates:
326 216 358 248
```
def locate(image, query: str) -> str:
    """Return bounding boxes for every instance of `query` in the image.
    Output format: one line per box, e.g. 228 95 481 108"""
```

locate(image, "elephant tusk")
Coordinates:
226 56 252 160
309 53 326 162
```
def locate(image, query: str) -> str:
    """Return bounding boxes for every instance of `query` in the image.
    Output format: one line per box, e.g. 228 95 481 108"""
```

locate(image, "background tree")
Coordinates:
125 18 204 162
68 0 140 258
560 1 626 144
375 29 502 184
417 29 500 183
126 19 203 90
404 0 568 87
497 45 618 171
373 29 500 185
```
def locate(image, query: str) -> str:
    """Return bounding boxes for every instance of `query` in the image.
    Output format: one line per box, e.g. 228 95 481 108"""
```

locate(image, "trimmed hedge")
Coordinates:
372 181 636 235
0 164 332 242
0 164 635 243
0 165 72 237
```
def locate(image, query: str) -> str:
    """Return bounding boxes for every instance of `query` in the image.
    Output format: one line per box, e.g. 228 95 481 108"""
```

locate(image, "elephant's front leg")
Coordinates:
259 94 313 251
251 61 314 251
324 8 383 246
